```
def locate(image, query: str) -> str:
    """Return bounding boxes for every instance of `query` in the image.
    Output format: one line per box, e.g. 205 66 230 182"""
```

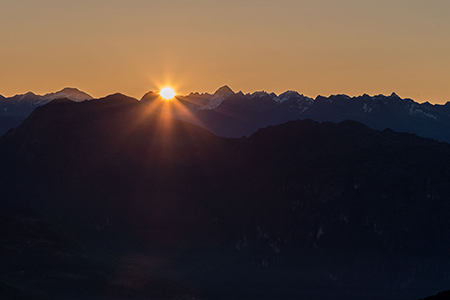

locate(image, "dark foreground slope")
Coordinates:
2 96 450 299
0 94 229 246
420 290 450 300
0 206 199 300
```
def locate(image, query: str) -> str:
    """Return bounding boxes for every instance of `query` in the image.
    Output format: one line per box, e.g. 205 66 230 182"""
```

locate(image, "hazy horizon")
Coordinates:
0 85 443 105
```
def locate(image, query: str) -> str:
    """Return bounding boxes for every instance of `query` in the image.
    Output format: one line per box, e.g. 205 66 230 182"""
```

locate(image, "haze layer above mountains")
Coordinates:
2 86 450 143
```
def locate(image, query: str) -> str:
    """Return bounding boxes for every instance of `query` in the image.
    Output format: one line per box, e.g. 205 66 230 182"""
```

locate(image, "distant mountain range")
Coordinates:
1 94 450 299
2 86 450 143
0 87 92 135
142 85 450 142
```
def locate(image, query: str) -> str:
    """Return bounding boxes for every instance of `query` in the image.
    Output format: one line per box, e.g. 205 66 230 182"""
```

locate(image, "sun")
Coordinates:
160 87 176 100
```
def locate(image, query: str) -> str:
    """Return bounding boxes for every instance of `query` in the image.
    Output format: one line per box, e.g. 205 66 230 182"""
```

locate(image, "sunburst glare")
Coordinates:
160 87 176 100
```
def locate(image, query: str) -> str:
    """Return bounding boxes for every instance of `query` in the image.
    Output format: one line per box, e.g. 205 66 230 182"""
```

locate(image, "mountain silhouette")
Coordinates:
141 86 450 142
4 86 450 143
2 95 450 299
0 94 228 246
0 87 93 136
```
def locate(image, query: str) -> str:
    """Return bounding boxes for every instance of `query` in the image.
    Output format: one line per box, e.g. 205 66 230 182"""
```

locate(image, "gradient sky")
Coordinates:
1 0 449 103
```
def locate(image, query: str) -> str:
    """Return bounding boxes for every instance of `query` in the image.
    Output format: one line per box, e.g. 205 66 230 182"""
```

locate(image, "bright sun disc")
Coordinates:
160 87 176 100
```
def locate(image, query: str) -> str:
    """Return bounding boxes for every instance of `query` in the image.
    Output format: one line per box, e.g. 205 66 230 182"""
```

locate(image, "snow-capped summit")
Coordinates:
279 90 300 98
6 88 93 105
201 86 236 110
0 88 94 119
41 87 93 103
278 90 308 103
247 91 280 102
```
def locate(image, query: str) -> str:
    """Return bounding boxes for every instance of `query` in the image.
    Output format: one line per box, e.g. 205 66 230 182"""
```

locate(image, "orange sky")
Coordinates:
1 0 449 103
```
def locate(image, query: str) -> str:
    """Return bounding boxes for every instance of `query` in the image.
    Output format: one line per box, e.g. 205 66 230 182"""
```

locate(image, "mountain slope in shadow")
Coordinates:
2 95 450 299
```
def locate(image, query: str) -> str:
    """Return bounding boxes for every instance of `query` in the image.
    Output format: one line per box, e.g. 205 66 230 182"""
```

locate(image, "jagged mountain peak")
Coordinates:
279 90 301 98
198 86 236 110
248 91 271 99
278 91 312 103
390 92 400 98
214 85 235 96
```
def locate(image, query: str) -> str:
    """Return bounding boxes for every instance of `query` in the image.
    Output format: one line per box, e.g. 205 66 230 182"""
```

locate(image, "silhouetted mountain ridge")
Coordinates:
0 87 93 135
141 86 450 142
3 86 450 143
2 94 450 299
0 94 228 246
3 96 450 254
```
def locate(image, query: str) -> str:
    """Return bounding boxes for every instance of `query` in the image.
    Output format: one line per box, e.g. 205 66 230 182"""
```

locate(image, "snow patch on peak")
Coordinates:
278 91 313 104
199 85 238 110
363 103 373 113
41 87 93 103
271 94 282 103
406 103 437 119
247 91 282 102
201 94 226 110
279 90 301 101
